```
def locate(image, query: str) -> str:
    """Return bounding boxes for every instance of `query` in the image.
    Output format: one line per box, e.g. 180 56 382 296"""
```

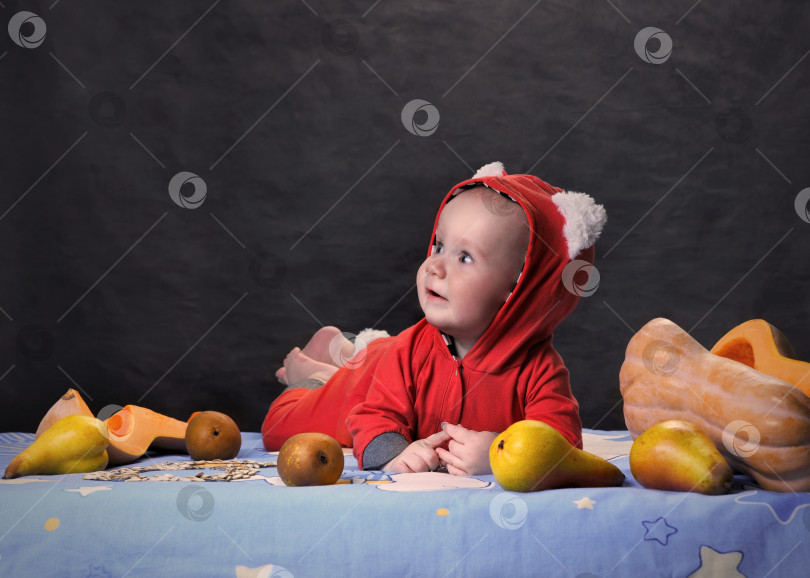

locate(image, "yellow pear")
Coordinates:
490 420 625 492
629 420 733 495
4 415 110 478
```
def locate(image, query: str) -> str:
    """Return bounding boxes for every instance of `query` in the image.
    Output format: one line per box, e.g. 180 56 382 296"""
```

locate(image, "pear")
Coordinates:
185 411 241 461
277 432 344 486
4 415 110 478
629 420 733 495
490 420 625 492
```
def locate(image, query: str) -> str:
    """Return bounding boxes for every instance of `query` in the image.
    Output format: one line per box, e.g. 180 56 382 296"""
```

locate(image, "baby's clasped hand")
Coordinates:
435 423 498 476
382 430 451 473
383 424 498 475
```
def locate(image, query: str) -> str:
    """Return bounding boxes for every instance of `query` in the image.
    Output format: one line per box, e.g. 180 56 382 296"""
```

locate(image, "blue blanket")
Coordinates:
1 430 808 577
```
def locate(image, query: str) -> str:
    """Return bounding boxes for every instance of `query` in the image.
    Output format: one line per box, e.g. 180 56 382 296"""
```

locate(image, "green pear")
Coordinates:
4 414 110 478
489 420 625 492
629 420 732 495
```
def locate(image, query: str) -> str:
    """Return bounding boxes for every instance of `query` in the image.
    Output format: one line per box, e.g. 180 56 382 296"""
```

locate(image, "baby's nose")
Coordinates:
426 255 446 276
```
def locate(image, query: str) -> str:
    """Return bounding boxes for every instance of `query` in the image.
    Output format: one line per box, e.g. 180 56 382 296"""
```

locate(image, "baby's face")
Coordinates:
417 188 528 351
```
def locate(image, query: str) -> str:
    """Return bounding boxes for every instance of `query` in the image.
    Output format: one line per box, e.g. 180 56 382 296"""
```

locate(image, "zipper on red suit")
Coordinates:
442 333 465 418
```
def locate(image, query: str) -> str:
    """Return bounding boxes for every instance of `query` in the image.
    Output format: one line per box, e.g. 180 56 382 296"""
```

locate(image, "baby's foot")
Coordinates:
284 347 339 385
275 366 289 386
275 348 298 385
328 333 356 367
302 326 343 364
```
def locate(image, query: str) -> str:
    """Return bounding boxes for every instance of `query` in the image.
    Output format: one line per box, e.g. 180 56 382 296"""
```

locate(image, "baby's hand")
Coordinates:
435 423 498 476
383 430 451 473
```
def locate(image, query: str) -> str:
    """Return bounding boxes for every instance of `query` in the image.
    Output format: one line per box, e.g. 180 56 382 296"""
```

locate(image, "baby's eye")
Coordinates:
431 241 444 255
459 252 474 264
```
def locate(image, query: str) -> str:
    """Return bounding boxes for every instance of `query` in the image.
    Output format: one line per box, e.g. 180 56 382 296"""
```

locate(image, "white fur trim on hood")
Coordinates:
354 328 390 354
472 161 506 179
551 191 607 260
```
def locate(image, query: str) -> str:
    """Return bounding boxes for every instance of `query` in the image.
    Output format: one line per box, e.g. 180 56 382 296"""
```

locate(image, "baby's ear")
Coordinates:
551 192 607 260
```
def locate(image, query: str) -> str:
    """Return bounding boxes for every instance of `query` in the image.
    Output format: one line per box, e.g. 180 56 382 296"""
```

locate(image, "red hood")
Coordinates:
427 172 599 373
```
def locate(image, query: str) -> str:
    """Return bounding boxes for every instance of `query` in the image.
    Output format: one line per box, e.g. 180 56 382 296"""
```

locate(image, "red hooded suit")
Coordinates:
262 163 606 469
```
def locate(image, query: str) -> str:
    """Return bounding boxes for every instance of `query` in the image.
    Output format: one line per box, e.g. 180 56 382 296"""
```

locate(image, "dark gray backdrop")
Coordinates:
2 1 809 433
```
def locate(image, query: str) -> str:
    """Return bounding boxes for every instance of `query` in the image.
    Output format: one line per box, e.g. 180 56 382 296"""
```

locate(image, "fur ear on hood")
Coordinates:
469 162 607 261
551 191 607 260
472 161 507 179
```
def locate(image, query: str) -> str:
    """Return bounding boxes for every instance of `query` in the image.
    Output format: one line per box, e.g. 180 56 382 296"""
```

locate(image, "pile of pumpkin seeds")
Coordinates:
82 459 277 482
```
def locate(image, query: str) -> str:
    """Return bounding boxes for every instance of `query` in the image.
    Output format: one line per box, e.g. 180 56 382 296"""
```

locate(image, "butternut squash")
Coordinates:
621 317 810 493
104 405 189 466
710 319 810 397
36 389 94 437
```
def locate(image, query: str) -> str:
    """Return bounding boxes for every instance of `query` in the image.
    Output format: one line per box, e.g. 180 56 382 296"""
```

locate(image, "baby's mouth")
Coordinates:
427 289 447 301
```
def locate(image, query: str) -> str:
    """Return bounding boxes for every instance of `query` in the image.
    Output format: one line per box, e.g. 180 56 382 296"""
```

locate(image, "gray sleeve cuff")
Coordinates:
282 377 326 393
362 432 410 470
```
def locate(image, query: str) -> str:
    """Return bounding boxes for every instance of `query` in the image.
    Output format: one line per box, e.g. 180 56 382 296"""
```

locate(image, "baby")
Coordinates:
263 162 606 476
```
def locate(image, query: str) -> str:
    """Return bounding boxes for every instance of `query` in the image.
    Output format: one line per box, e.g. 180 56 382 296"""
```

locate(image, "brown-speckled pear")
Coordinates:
4 415 109 479
630 420 733 495
277 432 344 486
489 420 625 492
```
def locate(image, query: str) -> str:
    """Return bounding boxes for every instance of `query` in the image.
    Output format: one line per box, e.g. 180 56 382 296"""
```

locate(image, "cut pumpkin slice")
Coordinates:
36 389 94 437
711 319 810 396
104 405 189 466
